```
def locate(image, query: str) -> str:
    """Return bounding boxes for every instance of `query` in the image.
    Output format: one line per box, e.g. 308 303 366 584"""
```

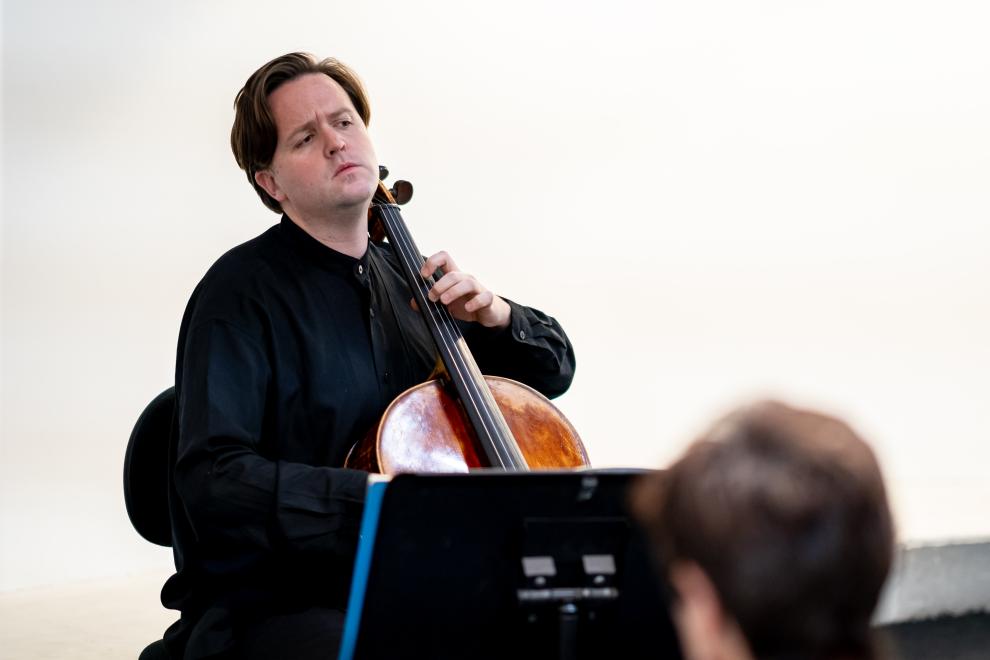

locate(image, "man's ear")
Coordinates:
670 561 726 637
254 169 285 203
669 561 753 660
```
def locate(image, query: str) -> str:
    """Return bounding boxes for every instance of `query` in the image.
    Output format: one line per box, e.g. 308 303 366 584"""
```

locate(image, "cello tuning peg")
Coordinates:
378 165 390 181
390 180 414 205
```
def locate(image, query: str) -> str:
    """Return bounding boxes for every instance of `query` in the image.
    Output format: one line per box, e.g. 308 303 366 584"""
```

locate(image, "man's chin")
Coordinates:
331 186 376 211
335 172 377 199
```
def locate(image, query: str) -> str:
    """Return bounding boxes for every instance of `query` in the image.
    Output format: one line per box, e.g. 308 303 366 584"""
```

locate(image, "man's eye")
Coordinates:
339 120 352 128
295 134 313 148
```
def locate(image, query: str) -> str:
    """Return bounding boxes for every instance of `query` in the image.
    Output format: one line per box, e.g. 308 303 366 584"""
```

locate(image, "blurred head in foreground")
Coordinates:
631 401 895 660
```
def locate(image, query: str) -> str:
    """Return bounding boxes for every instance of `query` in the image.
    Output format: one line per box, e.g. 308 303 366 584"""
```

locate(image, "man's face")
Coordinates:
257 73 378 221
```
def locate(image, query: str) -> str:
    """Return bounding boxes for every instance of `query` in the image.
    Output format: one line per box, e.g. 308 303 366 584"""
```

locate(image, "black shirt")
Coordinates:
163 216 576 657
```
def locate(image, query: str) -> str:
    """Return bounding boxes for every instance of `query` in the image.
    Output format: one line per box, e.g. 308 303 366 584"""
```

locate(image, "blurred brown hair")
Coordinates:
631 401 895 660
230 52 372 213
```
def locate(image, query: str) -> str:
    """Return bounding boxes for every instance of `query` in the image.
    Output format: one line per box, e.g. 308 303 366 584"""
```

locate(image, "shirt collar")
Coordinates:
278 214 372 281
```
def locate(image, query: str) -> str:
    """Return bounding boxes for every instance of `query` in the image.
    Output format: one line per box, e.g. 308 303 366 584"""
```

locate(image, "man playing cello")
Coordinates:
160 52 576 659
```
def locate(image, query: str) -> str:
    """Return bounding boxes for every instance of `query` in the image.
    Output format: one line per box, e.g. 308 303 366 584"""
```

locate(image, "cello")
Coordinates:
345 171 590 474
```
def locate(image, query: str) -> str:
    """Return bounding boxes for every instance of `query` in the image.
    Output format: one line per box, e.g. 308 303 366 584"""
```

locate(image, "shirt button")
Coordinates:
357 264 364 275
518 330 526 340
369 307 376 318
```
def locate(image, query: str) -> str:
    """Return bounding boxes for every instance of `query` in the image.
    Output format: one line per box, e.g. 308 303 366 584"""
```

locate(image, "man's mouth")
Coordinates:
334 163 359 177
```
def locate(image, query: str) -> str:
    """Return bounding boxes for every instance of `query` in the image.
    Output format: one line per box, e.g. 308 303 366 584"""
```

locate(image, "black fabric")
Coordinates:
237 607 347 660
163 215 575 659
138 639 171 660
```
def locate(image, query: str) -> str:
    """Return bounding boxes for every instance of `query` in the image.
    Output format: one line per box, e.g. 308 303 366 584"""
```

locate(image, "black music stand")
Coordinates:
338 471 681 660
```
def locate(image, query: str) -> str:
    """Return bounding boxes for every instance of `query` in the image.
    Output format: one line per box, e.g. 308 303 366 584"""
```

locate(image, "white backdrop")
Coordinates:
2 1 988 592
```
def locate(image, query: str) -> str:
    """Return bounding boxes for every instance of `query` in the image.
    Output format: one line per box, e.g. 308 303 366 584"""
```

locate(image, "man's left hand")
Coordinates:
418 251 511 329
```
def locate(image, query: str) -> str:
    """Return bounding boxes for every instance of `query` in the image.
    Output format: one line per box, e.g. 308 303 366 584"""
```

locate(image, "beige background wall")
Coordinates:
2 0 988 593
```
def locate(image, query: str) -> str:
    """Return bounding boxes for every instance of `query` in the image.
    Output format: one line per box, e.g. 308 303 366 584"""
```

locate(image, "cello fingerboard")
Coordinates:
373 198 528 471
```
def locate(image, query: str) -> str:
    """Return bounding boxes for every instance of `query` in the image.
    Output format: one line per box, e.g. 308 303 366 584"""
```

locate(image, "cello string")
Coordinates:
380 203 522 468
378 204 515 466
378 203 519 467
379 204 499 437
373 191 512 463
378 205 467 385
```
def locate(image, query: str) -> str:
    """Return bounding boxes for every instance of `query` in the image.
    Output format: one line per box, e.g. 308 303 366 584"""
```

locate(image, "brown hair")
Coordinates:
631 401 895 660
230 52 372 213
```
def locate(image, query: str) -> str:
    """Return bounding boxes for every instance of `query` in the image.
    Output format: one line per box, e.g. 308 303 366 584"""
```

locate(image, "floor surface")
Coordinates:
0 570 175 660
2 571 987 659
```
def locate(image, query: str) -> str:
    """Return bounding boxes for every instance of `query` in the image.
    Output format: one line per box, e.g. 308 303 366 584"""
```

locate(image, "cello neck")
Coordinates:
372 187 528 471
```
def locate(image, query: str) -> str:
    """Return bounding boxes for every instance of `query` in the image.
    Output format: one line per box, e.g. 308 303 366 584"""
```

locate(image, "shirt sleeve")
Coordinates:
460 298 576 398
174 318 367 563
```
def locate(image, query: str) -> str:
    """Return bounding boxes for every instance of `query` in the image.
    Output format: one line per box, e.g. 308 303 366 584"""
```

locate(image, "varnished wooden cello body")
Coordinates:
345 173 589 474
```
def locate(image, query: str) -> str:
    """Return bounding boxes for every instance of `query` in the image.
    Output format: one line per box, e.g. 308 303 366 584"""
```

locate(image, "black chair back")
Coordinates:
124 387 175 547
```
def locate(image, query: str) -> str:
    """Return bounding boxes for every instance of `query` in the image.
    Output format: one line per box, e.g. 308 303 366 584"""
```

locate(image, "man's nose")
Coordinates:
321 125 345 155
